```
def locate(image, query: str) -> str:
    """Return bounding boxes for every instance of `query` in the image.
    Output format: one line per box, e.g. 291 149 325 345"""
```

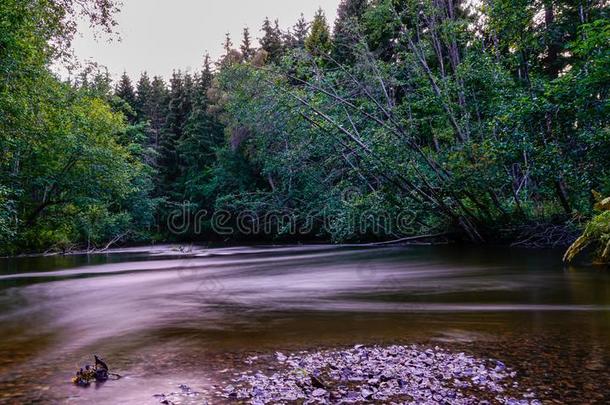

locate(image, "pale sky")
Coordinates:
67 0 340 80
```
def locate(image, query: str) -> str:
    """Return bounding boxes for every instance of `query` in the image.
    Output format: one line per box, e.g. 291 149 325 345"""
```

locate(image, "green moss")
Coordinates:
564 208 610 265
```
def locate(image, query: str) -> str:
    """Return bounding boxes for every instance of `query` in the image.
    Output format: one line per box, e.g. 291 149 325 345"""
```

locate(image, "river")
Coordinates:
0 245 608 403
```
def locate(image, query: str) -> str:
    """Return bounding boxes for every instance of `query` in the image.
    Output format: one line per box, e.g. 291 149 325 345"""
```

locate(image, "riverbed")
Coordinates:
0 245 608 403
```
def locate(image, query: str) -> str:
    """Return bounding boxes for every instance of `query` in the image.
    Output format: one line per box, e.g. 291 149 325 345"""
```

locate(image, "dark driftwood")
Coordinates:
364 233 452 246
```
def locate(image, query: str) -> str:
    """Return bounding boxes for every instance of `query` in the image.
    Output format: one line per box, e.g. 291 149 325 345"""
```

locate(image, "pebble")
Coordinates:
218 345 541 404
312 388 327 397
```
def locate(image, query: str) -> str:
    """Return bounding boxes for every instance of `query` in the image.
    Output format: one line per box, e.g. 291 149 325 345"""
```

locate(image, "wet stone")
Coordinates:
216 345 541 404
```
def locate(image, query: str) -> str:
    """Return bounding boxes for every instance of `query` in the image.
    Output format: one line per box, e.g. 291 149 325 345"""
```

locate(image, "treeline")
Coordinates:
0 0 156 254
1 0 609 254
190 0 609 245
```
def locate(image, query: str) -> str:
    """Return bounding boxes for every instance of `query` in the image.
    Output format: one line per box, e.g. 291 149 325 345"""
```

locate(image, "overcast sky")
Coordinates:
66 0 340 80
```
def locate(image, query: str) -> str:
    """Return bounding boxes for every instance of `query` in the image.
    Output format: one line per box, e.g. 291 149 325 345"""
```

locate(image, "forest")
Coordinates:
1 0 609 257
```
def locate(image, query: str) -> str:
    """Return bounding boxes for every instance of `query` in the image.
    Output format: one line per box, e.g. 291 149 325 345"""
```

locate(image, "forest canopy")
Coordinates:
0 0 608 254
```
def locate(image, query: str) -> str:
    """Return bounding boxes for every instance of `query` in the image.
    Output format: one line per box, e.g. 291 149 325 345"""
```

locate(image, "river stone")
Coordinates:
312 388 327 397
217 344 541 405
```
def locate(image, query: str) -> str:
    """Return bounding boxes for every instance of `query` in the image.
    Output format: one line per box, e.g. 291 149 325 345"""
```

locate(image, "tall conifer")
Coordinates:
332 0 368 63
305 8 332 57
115 71 137 123
135 71 152 119
240 27 254 60
260 17 284 62
292 13 309 49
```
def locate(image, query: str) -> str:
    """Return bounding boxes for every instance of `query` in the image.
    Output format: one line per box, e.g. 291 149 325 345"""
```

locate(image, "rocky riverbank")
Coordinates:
156 344 540 404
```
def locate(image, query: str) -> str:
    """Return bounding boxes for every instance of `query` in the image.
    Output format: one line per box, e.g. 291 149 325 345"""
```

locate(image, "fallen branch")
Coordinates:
363 232 453 246
86 231 131 254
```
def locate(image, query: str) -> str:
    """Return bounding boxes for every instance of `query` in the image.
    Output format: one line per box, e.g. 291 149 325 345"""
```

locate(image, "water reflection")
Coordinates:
0 245 608 403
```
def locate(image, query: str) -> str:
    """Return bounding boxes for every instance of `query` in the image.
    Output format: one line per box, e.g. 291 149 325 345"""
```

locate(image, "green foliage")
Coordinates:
292 14 310 49
2 0 609 253
115 72 138 123
8 84 157 252
240 27 255 60
305 8 332 56
260 18 284 63
0 0 155 254
204 0 609 244
333 0 369 63
564 207 610 265
0 186 17 247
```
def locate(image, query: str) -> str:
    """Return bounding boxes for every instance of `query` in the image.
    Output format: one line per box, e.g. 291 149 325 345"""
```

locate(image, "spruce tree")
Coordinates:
115 71 137 123
332 0 368 64
179 55 225 205
147 76 169 152
282 28 295 49
135 71 152 120
260 17 284 62
159 71 193 200
305 8 332 57
273 20 284 54
240 27 254 60
223 33 233 54
201 53 213 90
88 70 113 99
292 13 309 49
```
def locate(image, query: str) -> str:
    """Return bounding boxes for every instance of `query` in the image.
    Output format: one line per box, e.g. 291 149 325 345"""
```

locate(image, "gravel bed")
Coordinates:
217 344 540 404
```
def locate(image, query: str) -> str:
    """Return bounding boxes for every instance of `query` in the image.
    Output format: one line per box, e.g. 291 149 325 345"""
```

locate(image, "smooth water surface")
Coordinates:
0 245 609 403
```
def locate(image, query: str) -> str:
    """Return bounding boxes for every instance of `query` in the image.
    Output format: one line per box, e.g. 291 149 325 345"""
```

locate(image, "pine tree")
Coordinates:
221 33 244 66
292 13 309 49
148 76 169 152
240 27 254 60
135 72 152 120
332 0 368 63
223 33 233 54
201 53 213 90
158 71 193 199
274 20 284 54
179 55 225 204
165 72 184 139
89 70 113 99
282 28 294 49
115 71 137 123
191 55 213 108
305 8 332 57
260 17 284 62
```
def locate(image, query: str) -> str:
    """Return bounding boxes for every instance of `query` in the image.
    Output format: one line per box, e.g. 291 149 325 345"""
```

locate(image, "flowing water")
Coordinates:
0 245 609 404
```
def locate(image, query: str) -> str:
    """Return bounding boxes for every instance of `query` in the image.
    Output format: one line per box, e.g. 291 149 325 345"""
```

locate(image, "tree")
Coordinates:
360 0 401 62
157 71 193 202
3 0 609 252
240 27 255 60
201 53 214 89
260 17 284 62
332 0 369 63
0 0 158 254
146 76 169 153
135 72 152 119
223 32 233 54
305 8 332 56
209 0 609 245
178 55 226 213
115 72 137 123
292 13 310 49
